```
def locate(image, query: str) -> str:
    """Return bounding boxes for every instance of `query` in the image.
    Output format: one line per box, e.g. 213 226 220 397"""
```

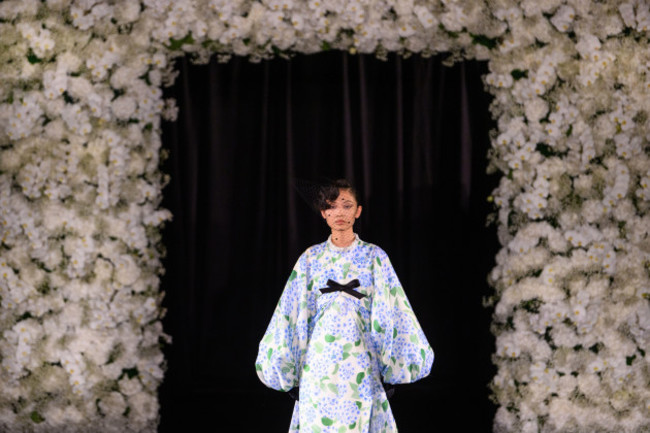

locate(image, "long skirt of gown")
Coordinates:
288 293 397 433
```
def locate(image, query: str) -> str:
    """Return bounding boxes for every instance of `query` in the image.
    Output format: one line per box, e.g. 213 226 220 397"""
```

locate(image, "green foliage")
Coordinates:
471 33 497 49
27 50 42 64
30 411 45 424
167 33 195 50
511 69 528 80
518 298 543 313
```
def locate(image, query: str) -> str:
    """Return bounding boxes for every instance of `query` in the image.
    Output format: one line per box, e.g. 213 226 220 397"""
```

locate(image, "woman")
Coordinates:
256 179 434 432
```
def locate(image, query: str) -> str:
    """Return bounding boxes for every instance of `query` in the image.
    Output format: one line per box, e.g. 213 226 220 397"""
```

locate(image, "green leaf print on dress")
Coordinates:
256 234 434 432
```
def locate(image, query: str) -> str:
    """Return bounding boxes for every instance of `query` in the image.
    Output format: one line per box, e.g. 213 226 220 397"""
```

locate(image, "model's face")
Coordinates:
320 189 362 231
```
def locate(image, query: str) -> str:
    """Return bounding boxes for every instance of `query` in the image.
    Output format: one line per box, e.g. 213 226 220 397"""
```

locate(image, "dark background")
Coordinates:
158 51 499 432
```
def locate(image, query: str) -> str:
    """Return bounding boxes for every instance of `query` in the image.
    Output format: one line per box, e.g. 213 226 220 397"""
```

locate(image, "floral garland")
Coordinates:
0 0 648 432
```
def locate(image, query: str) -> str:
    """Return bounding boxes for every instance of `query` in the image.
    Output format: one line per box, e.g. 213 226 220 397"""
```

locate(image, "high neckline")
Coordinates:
327 233 360 252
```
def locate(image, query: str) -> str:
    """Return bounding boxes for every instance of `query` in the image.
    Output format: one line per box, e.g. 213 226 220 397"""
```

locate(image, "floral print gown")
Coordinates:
256 235 434 433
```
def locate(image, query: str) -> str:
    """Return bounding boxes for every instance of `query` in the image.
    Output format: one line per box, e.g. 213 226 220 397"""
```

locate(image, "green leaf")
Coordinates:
519 298 543 313
339 426 347 433
315 342 324 353
255 363 262 371
421 348 426 361
307 279 314 291
373 320 384 334
410 334 418 343
327 383 339 395
30 411 45 423
342 352 350 360
470 33 497 49
325 334 336 343
267 348 273 360
342 263 351 278
303 364 310 372
355 401 362 410
349 422 357 430
288 270 297 281
393 328 398 339
356 372 365 384
381 400 389 412
332 363 339 375
27 50 42 64
343 343 353 351
322 417 334 426
167 32 195 50
354 339 361 346
510 69 528 81
376 257 381 266
122 367 139 379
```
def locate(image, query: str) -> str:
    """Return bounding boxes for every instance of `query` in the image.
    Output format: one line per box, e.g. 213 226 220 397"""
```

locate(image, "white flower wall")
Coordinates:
0 0 648 432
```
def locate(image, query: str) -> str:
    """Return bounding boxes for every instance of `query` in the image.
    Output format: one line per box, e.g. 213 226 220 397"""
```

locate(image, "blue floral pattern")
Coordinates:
256 235 434 432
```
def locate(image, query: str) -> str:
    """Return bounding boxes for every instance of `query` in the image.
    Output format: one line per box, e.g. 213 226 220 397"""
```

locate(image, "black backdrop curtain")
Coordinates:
159 51 498 432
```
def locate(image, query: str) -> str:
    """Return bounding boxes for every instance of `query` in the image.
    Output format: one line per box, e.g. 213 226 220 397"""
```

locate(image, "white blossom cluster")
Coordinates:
133 0 508 62
1 0 649 432
485 1 650 432
0 0 173 431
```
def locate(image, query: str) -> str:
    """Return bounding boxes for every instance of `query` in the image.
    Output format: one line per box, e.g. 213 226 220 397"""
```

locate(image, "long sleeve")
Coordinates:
255 252 312 391
369 248 434 384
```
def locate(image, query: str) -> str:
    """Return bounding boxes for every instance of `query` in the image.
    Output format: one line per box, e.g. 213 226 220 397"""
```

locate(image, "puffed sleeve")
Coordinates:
369 248 434 384
255 252 312 392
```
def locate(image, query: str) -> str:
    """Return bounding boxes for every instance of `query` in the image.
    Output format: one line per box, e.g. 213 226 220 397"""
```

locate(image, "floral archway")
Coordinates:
0 1 648 432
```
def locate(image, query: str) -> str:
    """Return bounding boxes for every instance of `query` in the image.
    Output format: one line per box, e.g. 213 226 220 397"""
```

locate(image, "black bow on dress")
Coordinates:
319 279 366 299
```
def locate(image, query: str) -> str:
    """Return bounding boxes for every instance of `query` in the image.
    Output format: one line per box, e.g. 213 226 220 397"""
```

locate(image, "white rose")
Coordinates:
98 392 127 417
127 391 158 423
111 96 136 120
67 76 94 100
524 97 549 122
0 148 21 171
114 254 141 286
94 258 114 282
118 376 142 396
115 0 141 22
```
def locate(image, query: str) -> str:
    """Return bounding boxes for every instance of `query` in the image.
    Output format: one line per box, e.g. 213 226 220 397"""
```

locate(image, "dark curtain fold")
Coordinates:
159 51 498 432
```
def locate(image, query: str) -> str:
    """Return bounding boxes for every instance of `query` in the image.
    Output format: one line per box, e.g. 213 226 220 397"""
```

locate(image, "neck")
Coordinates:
331 230 356 248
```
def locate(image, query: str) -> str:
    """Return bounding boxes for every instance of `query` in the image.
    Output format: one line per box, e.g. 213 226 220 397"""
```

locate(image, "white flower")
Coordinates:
115 0 141 23
128 391 159 424
550 5 575 32
112 96 137 120
113 255 141 286
414 5 437 29
119 376 142 397
98 392 128 418
440 4 468 32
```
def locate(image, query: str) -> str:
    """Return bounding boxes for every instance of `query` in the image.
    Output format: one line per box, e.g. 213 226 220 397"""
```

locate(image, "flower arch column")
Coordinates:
0 1 648 432
485 3 650 431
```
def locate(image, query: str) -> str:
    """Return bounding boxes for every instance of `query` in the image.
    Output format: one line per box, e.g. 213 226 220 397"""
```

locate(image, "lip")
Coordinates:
335 220 346 224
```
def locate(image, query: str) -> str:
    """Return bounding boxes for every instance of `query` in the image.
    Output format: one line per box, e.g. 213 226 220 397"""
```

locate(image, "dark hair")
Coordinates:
317 179 359 210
